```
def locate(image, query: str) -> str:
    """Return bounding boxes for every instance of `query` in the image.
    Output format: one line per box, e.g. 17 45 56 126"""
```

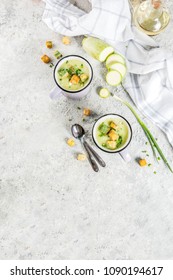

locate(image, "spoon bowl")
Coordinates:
71 124 106 170
71 124 85 139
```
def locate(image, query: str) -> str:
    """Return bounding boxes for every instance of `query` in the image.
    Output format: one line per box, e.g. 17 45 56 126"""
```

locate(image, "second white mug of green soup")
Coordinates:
50 55 93 100
92 114 132 162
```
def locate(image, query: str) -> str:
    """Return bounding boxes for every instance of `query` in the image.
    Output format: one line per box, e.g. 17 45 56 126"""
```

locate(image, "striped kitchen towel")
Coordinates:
42 0 173 147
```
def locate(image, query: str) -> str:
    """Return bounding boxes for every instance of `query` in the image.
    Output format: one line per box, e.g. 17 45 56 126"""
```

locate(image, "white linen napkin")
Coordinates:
42 0 173 147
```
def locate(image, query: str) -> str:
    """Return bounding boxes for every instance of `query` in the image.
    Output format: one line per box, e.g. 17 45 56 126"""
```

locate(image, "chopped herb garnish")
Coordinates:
154 171 157 174
69 118 72 121
76 69 83 75
49 62 54 68
66 60 68 64
158 157 161 160
146 154 149 156
77 107 81 110
99 133 105 137
116 136 122 148
81 64 83 67
148 163 152 167
82 118 85 122
142 150 147 153
145 142 148 145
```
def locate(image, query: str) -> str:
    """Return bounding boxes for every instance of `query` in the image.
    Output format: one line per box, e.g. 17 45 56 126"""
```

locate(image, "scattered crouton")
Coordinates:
41 54 51 63
77 154 86 161
139 159 147 167
108 129 119 141
110 121 117 129
67 138 75 147
46 41 53 48
62 36 71 45
83 108 91 116
70 75 80 85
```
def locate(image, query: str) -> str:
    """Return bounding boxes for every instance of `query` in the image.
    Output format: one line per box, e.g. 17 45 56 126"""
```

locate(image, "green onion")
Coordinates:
111 85 173 173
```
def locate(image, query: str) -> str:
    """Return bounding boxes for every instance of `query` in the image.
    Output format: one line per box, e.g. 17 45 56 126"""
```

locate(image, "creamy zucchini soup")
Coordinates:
57 59 90 91
96 118 129 151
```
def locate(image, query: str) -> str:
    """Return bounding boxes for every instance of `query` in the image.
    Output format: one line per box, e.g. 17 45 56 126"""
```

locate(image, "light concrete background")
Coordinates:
0 0 173 260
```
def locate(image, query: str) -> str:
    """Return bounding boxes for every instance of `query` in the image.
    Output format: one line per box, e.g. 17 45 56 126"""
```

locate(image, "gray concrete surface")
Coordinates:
0 0 173 259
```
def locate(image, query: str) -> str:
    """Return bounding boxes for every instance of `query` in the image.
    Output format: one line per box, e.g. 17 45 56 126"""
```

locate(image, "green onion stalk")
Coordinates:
112 84 173 173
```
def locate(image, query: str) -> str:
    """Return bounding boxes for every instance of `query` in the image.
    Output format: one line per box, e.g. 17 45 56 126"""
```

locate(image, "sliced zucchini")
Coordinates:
107 62 126 78
99 46 114 62
82 37 114 62
99 88 110 98
106 70 122 86
106 53 125 68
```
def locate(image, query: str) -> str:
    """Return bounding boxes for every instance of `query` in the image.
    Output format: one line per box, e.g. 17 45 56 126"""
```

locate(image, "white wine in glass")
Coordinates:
134 0 170 35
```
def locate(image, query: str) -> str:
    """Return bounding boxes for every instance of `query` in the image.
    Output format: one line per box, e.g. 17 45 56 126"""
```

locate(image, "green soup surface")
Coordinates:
57 59 90 92
96 118 129 150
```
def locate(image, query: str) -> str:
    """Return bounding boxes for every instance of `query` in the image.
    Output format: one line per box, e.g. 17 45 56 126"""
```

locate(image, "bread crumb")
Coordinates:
77 154 86 161
62 36 71 45
46 41 53 48
67 138 75 147
139 159 147 166
41 54 51 63
83 108 91 116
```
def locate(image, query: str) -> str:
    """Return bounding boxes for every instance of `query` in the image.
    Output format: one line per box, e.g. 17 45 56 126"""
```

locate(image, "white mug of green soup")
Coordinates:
92 114 132 162
50 55 93 100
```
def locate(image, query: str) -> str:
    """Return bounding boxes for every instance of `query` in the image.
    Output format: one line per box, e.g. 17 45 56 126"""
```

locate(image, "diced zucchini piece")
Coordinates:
106 70 122 86
107 62 126 78
99 88 110 98
54 50 62 59
58 68 68 77
106 140 116 150
80 74 88 82
99 123 110 135
106 53 125 67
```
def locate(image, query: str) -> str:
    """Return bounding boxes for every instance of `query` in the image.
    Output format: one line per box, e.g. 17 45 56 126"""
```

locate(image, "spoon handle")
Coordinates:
84 140 106 167
82 141 99 172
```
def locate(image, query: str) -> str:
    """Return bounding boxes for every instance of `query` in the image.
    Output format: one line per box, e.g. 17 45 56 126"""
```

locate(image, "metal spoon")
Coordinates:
71 124 99 172
71 124 106 171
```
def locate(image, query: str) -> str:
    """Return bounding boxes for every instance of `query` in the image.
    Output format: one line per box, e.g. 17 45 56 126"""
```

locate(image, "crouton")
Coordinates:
70 75 80 85
77 154 86 161
67 138 75 147
62 36 71 45
108 129 119 141
83 108 91 116
46 41 53 48
106 140 116 150
110 121 117 129
139 159 147 166
80 74 88 82
41 54 51 63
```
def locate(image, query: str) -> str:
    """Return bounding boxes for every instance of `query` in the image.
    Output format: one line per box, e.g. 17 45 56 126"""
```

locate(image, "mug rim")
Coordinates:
53 55 93 94
92 113 133 154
